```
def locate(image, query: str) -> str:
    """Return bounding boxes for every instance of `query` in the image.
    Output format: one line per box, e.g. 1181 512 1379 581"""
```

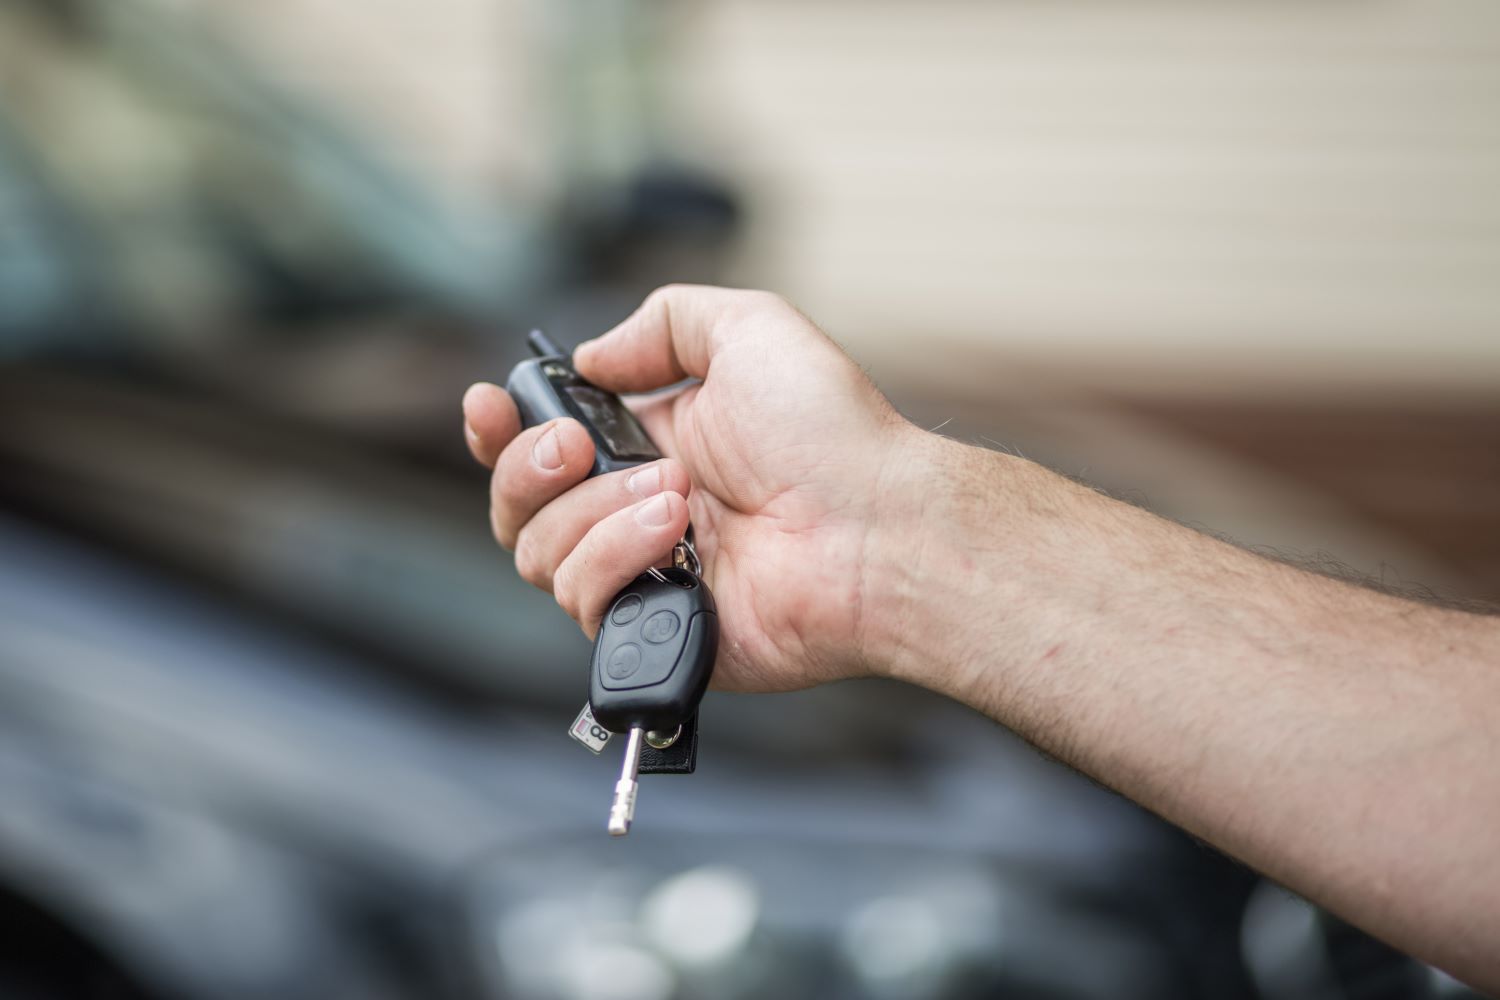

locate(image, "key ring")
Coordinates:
673 524 703 577
647 525 701 583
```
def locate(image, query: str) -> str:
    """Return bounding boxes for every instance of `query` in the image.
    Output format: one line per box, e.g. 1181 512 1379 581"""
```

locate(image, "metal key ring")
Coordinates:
646 526 701 583
673 529 702 577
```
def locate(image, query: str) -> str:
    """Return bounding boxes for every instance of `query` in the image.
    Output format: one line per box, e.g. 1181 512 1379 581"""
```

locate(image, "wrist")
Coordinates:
856 425 1154 718
856 428 1046 699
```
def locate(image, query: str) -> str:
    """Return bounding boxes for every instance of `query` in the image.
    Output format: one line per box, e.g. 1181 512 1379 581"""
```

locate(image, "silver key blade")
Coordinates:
607 727 645 836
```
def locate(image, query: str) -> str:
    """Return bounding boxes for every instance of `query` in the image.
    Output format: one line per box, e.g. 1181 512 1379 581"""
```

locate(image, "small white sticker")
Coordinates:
568 703 615 754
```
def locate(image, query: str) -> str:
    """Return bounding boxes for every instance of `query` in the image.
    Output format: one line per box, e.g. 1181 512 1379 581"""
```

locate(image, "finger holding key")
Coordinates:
489 417 596 550
512 458 691 593
552 490 690 637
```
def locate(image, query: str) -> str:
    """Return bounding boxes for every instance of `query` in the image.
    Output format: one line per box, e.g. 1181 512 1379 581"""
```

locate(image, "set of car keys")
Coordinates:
506 331 718 836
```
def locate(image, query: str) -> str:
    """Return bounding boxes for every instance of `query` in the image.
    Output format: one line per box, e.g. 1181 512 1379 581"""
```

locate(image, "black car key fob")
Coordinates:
504 330 704 779
590 567 719 835
505 330 660 478
590 568 718 734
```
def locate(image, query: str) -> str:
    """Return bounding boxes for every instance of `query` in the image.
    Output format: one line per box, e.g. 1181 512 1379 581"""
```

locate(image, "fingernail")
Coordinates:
532 427 563 470
635 493 673 527
627 464 662 498
464 421 481 447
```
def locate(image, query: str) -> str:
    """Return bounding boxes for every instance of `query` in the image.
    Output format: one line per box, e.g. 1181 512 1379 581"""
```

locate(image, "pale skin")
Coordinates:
462 285 1500 993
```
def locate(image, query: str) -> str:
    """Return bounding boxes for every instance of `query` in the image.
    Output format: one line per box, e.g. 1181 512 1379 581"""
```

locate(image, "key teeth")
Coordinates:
608 779 637 836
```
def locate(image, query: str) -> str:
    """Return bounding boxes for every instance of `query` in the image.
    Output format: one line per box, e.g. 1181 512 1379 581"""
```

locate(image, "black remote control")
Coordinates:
505 330 660 478
504 331 712 795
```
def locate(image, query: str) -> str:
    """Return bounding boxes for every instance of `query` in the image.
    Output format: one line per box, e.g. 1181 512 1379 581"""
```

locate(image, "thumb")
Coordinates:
574 284 767 393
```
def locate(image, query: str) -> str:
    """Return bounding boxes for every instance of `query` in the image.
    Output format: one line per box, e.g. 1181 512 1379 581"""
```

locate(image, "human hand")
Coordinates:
462 285 921 692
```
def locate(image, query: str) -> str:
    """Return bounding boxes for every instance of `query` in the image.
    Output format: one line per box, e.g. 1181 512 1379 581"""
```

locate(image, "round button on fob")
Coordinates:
590 569 718 735
642 610 680 644
611 594 644 626
607 643 642 680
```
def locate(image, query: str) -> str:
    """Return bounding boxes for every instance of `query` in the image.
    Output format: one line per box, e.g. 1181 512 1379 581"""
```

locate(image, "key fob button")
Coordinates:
642 610 680 644
607 643 643 680
598 610 716 695
611 594 644 626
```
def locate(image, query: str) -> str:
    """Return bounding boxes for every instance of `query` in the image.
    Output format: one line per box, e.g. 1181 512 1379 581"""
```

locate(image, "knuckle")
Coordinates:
489 504 516 551
748 288 786 309
723 288 789 328
512 533 549 589
553 574 580 621
492 470 536 521
640 286 679 329
490 459 519 505
652 282 691 301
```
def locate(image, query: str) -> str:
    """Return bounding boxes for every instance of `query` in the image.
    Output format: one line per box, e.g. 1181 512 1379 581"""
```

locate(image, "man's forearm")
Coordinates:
866 431 1500 989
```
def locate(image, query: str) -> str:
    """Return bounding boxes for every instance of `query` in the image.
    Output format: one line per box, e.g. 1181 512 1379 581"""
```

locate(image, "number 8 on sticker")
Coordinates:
569 703 614 754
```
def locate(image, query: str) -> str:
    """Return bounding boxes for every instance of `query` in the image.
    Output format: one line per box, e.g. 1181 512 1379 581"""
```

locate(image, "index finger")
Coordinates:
572 284 783 393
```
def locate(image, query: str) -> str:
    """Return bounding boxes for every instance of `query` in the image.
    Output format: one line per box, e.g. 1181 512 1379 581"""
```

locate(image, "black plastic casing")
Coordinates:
589 570 718 734
504 354 659 478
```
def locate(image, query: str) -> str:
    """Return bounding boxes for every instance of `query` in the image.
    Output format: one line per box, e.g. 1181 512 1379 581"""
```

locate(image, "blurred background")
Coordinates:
0 0 1496 997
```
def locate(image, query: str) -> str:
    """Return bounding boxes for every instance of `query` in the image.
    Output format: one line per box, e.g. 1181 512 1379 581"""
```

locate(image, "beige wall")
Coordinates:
194 0 1500 399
